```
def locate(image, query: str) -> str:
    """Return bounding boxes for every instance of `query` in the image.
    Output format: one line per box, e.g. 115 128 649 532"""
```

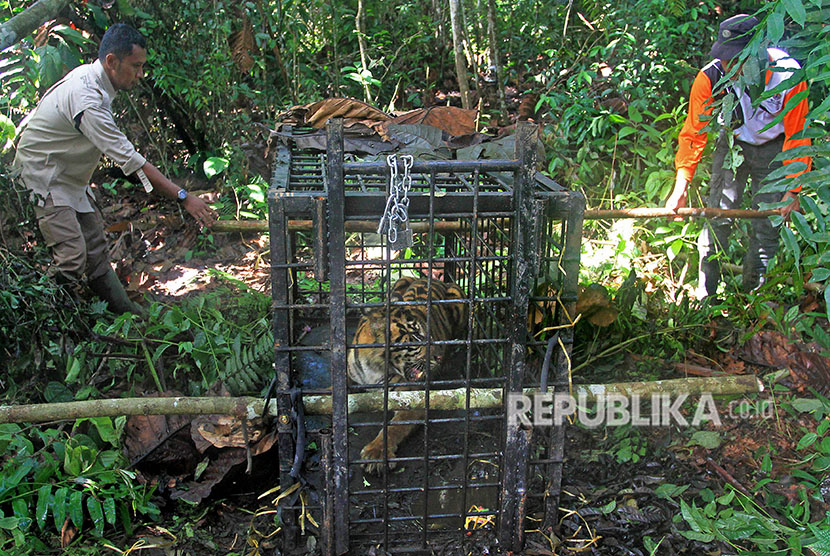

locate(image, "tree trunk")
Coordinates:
355 0 373 104
0 0 71 51
448 0 472 109
486 0 507 115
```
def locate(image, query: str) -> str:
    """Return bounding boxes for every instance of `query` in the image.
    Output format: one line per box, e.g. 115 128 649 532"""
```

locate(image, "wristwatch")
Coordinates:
177 188 188 202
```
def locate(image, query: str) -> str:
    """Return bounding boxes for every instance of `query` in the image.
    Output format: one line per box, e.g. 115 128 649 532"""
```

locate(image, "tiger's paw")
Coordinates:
360 440 398 474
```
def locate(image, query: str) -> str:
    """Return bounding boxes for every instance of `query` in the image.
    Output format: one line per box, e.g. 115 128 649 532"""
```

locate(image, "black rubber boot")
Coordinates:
88 269 145 316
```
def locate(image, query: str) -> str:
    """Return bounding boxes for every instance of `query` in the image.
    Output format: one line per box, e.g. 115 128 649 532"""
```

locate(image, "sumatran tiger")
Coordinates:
347 276 467 474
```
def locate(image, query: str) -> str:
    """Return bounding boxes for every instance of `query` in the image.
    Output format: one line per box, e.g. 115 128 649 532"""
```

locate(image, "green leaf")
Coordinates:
791 211 815 245
53 487 67 532
86 497 104 536
654 483 689 500
688 430 722 449
69 490 84 530
781 226 801 266
6 459 34 489
11 498 29 523
88 417 119 446
35 484 51 530
65 355 82 384
43 380 74 403
812 268 830 282
825 285 830 321
791 398 823 413
681 528 716 542
203 157 229 179
667 238 684 260
782 0 807 25
0 517 20 530
766 11 785 43
797 432 818 450
808 523 830 553
103 497 116 526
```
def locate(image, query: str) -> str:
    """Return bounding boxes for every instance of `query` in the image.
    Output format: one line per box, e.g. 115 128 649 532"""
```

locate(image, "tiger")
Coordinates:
347 276 468 474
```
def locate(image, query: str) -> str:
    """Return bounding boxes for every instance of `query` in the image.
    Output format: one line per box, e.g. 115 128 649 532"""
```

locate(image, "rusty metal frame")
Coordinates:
269 119 584 554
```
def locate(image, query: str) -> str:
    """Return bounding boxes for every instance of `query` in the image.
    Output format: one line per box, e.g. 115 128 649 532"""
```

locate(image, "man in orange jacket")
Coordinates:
665 14 811 298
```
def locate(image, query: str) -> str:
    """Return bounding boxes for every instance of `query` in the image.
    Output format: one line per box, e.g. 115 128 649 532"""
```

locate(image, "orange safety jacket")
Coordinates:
675 47 811 192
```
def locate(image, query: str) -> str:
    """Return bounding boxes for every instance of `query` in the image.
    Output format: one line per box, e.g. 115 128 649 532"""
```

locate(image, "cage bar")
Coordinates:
269 119 584 554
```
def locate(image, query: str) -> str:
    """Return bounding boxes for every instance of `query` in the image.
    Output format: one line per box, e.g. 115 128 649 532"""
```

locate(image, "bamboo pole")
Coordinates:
586 207 778 219
209 207 779 234
0 375 763 424
209 219 470 233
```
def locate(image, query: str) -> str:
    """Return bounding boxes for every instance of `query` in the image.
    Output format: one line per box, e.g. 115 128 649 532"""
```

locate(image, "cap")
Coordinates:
709 14 759 61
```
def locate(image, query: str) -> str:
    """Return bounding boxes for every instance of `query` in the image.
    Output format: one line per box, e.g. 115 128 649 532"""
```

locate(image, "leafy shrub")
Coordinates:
0 420 159 551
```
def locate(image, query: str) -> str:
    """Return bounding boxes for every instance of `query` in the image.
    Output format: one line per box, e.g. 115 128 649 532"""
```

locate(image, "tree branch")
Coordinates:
0 0 70 51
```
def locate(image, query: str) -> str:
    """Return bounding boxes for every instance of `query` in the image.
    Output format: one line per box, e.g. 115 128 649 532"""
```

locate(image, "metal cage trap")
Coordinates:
268 119 584 554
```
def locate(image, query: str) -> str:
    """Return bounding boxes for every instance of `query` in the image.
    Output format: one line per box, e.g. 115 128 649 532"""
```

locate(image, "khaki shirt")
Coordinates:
13 60 146 212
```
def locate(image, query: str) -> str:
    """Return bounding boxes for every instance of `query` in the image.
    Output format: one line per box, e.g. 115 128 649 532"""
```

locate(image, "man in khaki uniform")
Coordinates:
14 23 216 314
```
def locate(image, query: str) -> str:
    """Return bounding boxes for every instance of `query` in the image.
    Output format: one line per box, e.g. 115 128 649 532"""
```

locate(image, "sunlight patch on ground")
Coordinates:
150 265 210 297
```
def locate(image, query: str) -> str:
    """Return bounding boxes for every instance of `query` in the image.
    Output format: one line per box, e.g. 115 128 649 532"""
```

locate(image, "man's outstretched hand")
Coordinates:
664 174 689 220
183 194 217 228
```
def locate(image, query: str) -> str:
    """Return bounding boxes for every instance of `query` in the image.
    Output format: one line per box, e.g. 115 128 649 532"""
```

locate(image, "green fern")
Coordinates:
808 524 830 556
221 325 274 395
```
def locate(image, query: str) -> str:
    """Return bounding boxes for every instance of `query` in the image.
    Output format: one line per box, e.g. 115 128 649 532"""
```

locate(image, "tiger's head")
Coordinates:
346 306 444 386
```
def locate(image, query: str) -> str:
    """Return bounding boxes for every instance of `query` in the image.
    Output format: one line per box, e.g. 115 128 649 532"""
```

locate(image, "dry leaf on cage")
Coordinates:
382 106 479 138
303 98 390 128
529 282 559 328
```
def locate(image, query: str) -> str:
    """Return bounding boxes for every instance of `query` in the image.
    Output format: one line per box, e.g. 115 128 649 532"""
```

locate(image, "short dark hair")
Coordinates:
98 24 146 62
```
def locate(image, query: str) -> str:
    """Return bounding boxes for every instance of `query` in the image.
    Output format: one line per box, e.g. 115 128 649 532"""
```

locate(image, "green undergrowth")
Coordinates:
675 389 830 553
575 388 830 553
0 420 159 553
0 247 274 548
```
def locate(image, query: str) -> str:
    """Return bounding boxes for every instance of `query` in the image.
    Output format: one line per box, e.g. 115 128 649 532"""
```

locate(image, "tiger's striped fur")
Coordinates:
346 277 468 473
347 277 467 385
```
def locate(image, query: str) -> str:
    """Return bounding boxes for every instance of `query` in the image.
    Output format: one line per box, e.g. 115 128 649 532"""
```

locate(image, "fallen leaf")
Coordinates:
302 98 390 128
170 448 247 504
60 519 77 548
382 106 479 138
191 415 264 451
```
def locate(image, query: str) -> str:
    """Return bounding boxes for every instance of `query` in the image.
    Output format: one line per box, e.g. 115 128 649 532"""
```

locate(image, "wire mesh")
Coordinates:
269 121 584 554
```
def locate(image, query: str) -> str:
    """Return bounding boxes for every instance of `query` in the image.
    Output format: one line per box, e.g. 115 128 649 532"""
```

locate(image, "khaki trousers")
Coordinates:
35 193 111 282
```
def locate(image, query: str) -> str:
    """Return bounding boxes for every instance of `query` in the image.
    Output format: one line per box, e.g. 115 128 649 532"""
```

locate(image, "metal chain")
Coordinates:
377 154 414 243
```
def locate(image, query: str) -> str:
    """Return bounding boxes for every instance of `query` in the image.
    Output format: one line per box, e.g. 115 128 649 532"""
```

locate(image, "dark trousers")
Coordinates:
698 133 784 297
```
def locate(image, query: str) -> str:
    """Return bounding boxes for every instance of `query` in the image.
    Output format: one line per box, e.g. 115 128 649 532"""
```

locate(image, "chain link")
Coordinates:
378 154 414 243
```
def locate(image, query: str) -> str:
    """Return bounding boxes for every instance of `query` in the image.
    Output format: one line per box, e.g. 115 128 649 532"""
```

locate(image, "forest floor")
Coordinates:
77 140 830 555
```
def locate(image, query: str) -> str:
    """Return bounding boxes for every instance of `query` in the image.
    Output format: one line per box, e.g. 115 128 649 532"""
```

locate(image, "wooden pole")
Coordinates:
586 207 778 219
208 207 779 234
0 375 764 424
